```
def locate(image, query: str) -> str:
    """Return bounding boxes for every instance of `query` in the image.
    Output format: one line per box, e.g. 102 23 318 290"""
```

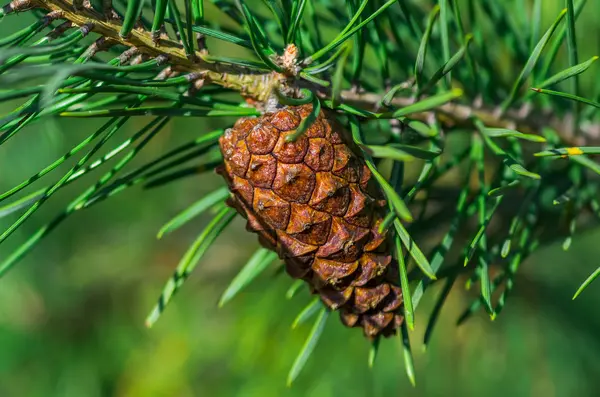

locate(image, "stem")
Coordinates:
30 0 281 102
22 1 600 145
339 91 599 147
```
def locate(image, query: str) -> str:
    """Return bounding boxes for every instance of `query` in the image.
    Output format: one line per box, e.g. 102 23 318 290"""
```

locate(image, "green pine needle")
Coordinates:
145 206 236 328
394 237 415 330
501 8 567 112
157 187 230 239
531 88 600 108
573 266 600 299
291 298 322 329
219 248 279 307
368 337 380 369
287 307 329 387
399 322 416 387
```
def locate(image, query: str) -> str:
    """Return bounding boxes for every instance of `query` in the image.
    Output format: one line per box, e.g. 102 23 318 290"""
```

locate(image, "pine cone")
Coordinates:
216 104 404 338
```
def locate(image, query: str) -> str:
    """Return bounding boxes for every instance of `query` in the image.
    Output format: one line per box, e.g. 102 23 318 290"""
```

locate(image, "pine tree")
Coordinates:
0 0 599 386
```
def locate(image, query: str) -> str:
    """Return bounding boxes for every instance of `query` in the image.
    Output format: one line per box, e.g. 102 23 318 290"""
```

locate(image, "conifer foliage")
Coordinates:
0 0 599 385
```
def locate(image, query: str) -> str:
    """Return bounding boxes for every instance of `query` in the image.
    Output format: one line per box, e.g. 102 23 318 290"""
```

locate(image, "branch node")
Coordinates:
184 71 203 82
119 47 140 65
156 66 178 81
155 54 168 66
42 10 64 25
85 36 115 59
47 21 74 40
151 30 161 47
2 0 33 14
80 22 94 37
130 54 147 66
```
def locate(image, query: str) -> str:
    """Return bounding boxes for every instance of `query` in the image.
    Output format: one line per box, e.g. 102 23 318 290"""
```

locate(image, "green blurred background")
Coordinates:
1 1 600 396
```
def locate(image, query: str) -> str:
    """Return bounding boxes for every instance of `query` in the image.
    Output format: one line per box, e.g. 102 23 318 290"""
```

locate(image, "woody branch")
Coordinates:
6 0 600 146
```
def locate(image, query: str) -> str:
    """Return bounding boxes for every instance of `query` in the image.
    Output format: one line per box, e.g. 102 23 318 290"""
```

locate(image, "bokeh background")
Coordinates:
1 1 600 396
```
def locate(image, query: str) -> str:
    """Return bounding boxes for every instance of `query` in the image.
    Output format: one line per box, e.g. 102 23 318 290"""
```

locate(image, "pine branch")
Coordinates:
17 0 599 147
26 0 281 101
340 91 600 147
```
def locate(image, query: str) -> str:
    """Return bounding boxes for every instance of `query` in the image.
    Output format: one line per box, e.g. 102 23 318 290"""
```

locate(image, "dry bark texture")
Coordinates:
217 104 404 338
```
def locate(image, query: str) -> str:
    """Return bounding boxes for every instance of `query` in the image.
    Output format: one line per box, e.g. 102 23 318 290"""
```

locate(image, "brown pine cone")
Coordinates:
216 103 404 338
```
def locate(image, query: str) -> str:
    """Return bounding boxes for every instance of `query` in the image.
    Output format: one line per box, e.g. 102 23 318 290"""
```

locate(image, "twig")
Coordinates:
339 91 600 147
21 0 600 146
29 0 281 102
